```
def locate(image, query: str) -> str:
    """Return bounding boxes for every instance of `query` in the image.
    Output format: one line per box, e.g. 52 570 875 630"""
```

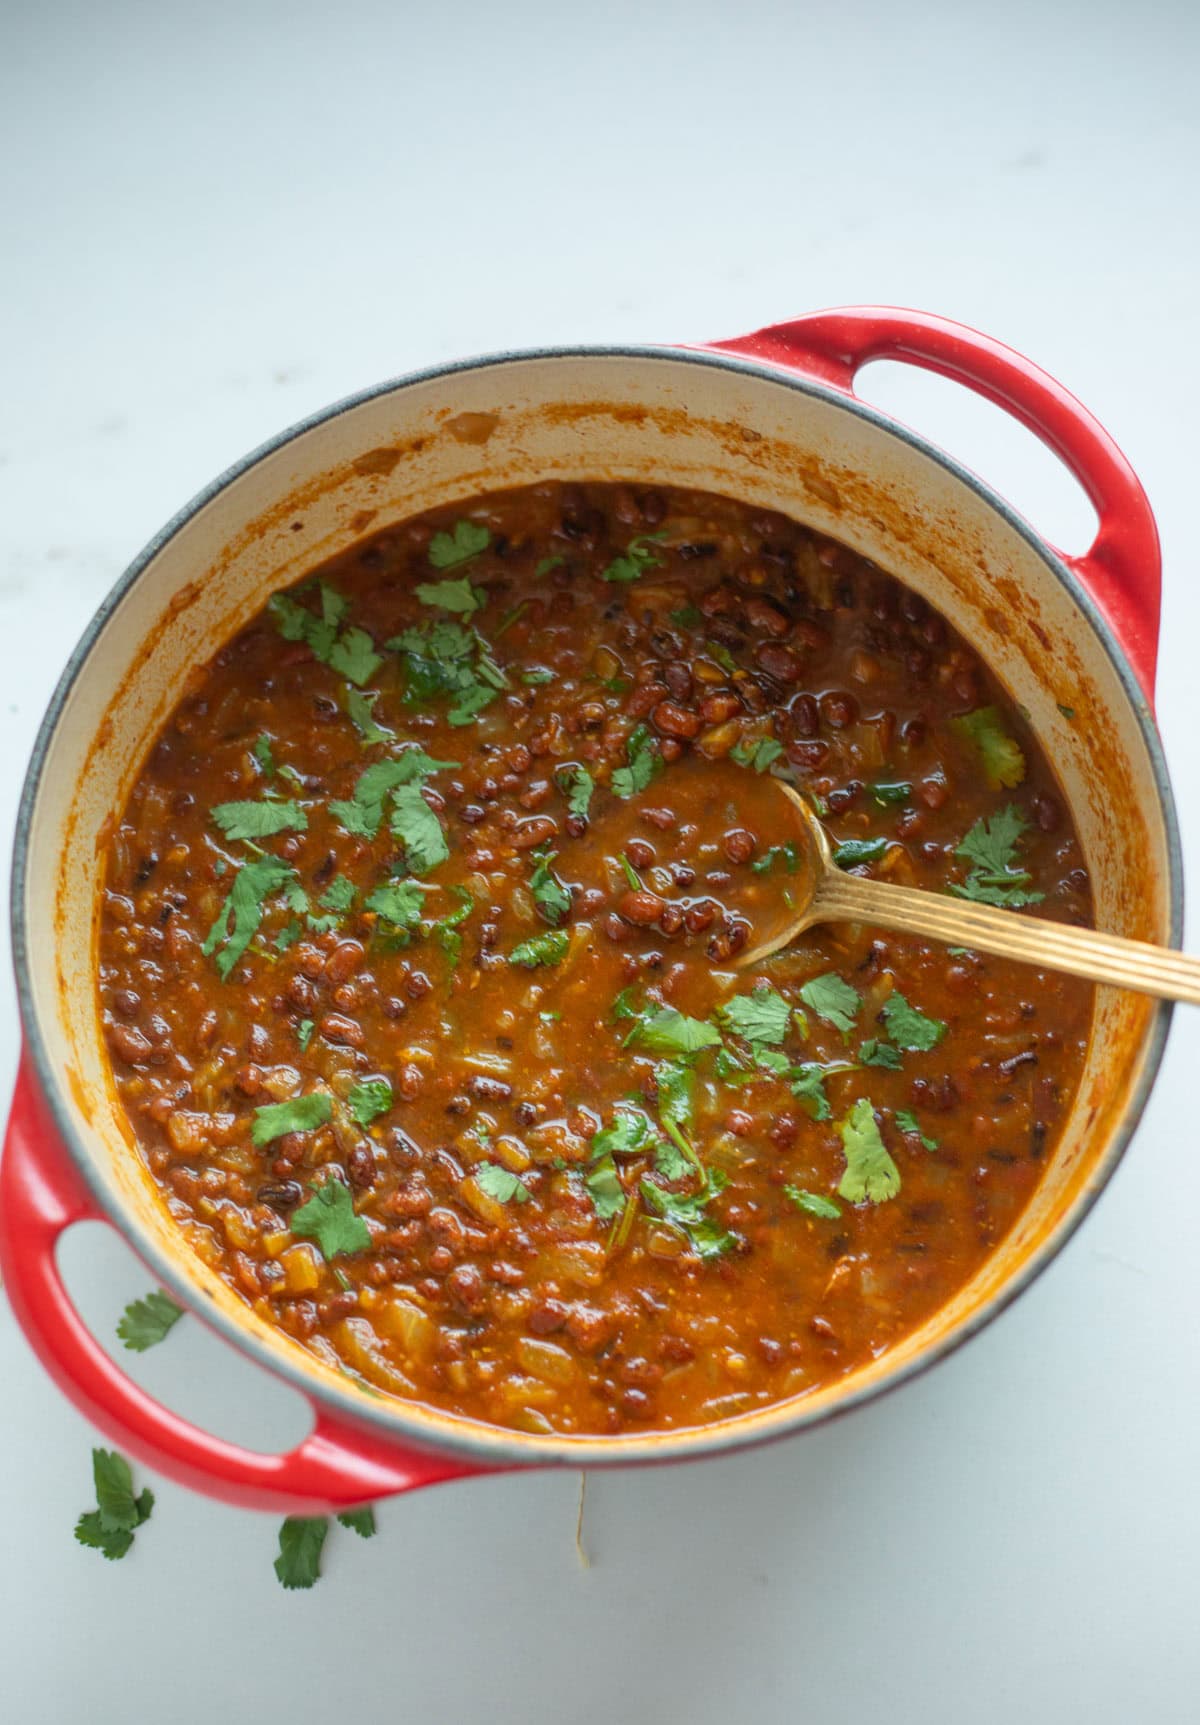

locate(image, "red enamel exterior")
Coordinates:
0 307 1165 1510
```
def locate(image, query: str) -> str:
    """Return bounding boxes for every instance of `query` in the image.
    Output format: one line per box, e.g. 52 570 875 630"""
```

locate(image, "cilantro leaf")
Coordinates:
952 706 1026 789
896 1108 939 1150
320 876 356 914
269 586 381 686
640 1170 735 1260
274 918 304 952
611 986 641 1022
202 856 295 979
291 1177 371 1257
328 626 383 686
447 682 497 726
428 520 490 569
612 723 664 800
833 836 889 869
869 780 912 806
585 1154 625 1222
602 533 666 583
348 1079 392 1127
719 986 790 1047
670 603 703 628
949 805 1045 907
75 1448 154 1560
705 639 737 675
799 973 861 1037
785 1187 842 1220
415 576 484 615
274 1516 329 1589
211 799 307 842
534 554 564 577
252 734 276 775
628 1006 721 1057
859 1039 902 1069
655 1058 694 1130
366 878 430 931
475 1163 531 1204
337 1507 377 1538
593 1106 656 1158
558 764 595 821
509 930 569 968
837 1097 900 1204
117 1290 184 1352
653 1138 692 1183
297 1018 314 1050
529 849 571 924
881 990 946 1052
252 1092 333 1146
789 1060 856 1122
751 842 801 876
730 736 784 774
390 784 450 875
345 687 393 745
523 668 554 686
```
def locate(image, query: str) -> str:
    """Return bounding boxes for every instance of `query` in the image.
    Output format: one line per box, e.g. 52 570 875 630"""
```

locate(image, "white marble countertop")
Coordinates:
3 2 1198 1720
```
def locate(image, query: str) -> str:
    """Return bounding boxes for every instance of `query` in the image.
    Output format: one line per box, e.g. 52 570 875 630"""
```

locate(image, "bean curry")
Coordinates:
98 482 1093 1437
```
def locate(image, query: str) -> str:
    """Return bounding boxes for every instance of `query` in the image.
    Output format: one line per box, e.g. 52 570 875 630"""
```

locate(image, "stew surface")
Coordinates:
98 482 1094 1436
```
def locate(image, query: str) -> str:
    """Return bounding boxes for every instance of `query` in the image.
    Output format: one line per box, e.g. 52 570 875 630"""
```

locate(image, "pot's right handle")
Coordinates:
708 307 1162 703
0 1058 487 1512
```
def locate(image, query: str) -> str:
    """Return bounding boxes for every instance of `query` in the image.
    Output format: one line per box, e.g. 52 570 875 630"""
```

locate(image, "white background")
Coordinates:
2 2 1197 1720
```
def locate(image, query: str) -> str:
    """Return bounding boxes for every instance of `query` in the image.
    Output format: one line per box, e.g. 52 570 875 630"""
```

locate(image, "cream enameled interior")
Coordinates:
18 351 1174 1464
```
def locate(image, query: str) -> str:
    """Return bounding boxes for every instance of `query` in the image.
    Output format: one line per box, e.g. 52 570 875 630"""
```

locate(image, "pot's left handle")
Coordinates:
0 1059 486 1512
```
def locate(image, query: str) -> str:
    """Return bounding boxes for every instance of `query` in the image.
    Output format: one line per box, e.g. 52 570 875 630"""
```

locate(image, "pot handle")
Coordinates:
708 306 1162 701
0 1059 485 1512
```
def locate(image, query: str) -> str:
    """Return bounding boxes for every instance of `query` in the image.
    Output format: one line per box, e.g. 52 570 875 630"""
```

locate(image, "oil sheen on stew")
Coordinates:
98 482 1094 1437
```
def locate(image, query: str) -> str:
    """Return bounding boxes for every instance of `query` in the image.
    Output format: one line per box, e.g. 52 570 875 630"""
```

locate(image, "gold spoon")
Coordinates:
737 783 1199 1003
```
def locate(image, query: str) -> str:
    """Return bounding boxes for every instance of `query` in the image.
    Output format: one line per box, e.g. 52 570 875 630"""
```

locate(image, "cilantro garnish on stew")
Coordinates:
837 1098 900 1204
201 855 296 979
601 533 666 583
611 723 664 799
948 805 1045 907
952 706 1026 789
291 1177 371 1257
427 520 490 568
799 973 861 1037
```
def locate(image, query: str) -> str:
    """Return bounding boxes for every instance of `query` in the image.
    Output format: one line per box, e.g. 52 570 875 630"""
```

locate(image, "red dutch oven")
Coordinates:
0 308 1181 1511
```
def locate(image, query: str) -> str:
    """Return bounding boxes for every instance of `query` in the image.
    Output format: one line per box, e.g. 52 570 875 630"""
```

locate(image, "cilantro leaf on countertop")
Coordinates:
799 973 861 1037
529 848 571 924
252 1092 333 1146
117 1290 184 1352
390 783 450 875
348 1079 392 1128
611 723 664 800
211 799 308 842
202 856 296 979
291 1177 371 1257
415 575 485 615
557 764 595 821
274 1517 329 1589
719 985 791 1047
602 533 666 583
475 1163 531 1204
337 1507 377 1539
952 706 1026 790
881 990 946 1052
509 930 570 968
730 736 784 774
949 805 1045 908
833 836 889 869
784 1187 842 1220
837 1097 901 1204
74 1448 154 1561
427 520 490 568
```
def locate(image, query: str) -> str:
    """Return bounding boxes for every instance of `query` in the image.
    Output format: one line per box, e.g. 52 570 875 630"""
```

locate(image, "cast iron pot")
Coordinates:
0 307 1180 1511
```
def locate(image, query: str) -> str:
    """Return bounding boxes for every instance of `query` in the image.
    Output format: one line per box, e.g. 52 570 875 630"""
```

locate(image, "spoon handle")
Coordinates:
813 870 1199 1004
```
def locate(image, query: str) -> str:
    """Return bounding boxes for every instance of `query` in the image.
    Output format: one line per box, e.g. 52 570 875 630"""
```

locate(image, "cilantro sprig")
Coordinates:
612 724 664 800
117 1290 184 1352
799 973 861 1037
291 1177 371 1258
74 1449 154 1561
269 582 382 686
602 533 666 583
427 519 489 569
837 1098 900 1204
252 1092 333 1146
202 856 296 979
948 805 1045 907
